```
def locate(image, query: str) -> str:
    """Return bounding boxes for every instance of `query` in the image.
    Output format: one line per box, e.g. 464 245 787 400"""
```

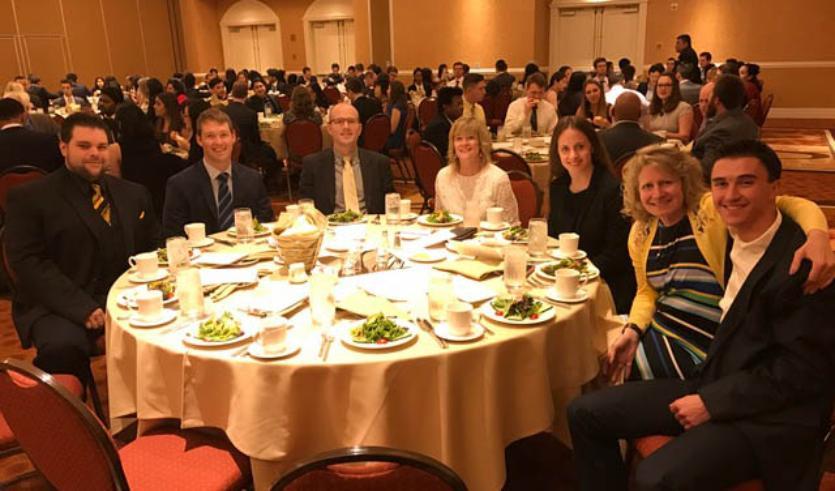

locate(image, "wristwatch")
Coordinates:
621 323 643 338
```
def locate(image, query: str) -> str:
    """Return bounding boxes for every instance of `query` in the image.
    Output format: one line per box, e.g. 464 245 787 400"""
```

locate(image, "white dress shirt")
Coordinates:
503 97 557 136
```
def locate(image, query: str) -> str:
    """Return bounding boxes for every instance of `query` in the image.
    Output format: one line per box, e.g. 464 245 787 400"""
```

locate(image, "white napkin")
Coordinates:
453 276 497 304
193 252 247 266
199 268 258 286
409 230 455 251
448 240 504 261
246 281 308 312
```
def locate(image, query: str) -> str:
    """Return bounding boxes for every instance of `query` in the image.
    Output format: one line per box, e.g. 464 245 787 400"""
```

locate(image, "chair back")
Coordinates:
613 151 636 182
0 358 128 491
417 98 437 130
411 141 443 202
405 129 422 156
491 149 531 175
759 93 774 126
323 87 342 106
404 102 416 131
362 113 391 153
277 94 291 112
0 165 48 216
285 119 324 168
507 171 542 227
691 103 703 141
744 98 762 126
271 446 467 491
493 88 512 123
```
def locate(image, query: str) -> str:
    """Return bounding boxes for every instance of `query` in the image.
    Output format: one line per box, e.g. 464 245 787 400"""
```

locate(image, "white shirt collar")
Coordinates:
203 160 232 181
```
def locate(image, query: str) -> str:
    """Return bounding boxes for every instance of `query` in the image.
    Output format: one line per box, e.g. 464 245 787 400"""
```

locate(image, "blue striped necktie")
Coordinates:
217 172 233 230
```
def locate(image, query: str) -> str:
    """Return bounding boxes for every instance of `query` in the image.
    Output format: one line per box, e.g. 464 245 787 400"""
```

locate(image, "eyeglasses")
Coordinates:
329 118 359 126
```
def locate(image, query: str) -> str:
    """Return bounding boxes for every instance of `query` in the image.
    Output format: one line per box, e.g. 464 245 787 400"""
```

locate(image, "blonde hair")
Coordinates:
621 144 705 224
446 117 493 171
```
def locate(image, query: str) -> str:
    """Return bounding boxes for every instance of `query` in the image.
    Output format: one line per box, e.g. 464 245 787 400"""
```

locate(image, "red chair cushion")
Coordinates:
286 464 452 491
820 471 835 491
119 428 251 491
0 373 83 450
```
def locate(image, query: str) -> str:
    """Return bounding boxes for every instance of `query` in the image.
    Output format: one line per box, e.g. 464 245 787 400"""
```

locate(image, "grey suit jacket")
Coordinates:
692 108 759 179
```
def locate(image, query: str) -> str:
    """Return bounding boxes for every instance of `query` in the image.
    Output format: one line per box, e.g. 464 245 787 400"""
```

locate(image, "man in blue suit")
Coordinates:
162 108 274 238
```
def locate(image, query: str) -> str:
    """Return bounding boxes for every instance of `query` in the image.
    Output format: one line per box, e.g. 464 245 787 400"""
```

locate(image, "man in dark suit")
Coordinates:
675 34 699 80
0 98 62 172
567 140 835 491
223 81 279 178
423 86 463 162
299 103 395 215
598 92 663 164
492 59 516 93
692 74 759 178
699 51 716 82
54 79 88 109
345 77 382 147
65 72 90 99
245 79 281 115
5 113 159 380
26 74 56 112
162 107 274 239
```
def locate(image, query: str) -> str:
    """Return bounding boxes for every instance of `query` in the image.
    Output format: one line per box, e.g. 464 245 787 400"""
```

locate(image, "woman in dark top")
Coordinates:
557 71 587 117
186 98 210 163
283 86 323 125
385 80 408 151
152 92 188 149
548 116 635 314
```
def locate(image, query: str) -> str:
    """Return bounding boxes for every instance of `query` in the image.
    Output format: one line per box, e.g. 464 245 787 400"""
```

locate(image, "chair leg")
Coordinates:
83 363 107 426
284 161 293 201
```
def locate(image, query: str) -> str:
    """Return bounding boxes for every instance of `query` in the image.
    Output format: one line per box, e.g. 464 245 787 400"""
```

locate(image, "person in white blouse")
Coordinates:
434 117 519 224
503 73 557 137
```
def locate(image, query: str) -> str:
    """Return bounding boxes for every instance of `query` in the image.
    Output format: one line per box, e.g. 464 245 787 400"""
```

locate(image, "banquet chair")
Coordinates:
691 103 703 141
744 98 763 127
759 94 774 126
284 119 324 200
270 446 467 491
0 165 48 219
491 149 531 176
0 358 252 491
361 113 390 154
417 97 437 131
410 141 444 213
506 171 542 227
388 103 417 182
277 94 291 112
323 87 342 106
613 152 636 182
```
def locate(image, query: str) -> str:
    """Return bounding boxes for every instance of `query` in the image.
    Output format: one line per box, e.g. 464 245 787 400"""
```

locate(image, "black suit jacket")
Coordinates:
222 101 261 146
422 114 452 161
0 126 63 173
695 217 835 489
299 148 395 215
54 95 88 108
692 108 759 178
548 167 635 314
245 95 281 115
598 121 663 164
162 161 274 238
5 168 159 346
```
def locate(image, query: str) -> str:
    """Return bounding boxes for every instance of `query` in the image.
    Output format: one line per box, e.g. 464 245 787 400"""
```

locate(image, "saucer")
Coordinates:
128 308 178 327
399 212 419 222
434 322 485 342
546 287 590 303
480 221 510 232
248 341 301 359
409 250 446 263
188 237 215 248
550 249 587 260
128 269 169 284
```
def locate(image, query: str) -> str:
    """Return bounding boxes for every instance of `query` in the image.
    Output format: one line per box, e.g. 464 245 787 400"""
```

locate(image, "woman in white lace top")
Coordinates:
434 117 519 224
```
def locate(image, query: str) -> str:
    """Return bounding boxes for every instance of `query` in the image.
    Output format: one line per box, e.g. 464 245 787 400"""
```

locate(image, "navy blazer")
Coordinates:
161 161 274 238
298 148 395 215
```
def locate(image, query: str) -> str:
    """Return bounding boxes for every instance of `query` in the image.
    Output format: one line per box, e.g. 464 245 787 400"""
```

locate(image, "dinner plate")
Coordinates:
480 221 510 232
327 215 366 226
128 308 178 328
341 319 417 350
188 237 215 248
433 322 485 342
550 249 588 260
182 315 255 347
127 269 169 284
227 227 271 238
408 250 446 263
247 341 301 359
417 213 463 227
535 261 600 282
399 212 419 222
546 287 590 304
117 287 178 309
479 300 555 325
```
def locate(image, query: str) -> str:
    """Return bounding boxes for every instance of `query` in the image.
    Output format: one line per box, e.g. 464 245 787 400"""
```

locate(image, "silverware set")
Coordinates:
415 317 447 349
319 332 334 361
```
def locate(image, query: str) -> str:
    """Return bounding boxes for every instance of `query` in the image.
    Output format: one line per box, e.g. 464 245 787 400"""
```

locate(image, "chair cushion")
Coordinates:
286 464 451 491
0 374 83 450
119 428 251 491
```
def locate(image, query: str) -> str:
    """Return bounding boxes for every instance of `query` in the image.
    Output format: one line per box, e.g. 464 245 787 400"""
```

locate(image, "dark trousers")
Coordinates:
29 313 101 381
567 379 759 491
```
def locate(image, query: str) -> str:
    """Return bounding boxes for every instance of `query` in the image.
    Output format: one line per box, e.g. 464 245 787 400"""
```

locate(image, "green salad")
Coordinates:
148 279 176 300
490 294 551 321
542 258 590 277
156 248 169 263
502 226 529 242
350 313 409 344
196 312 243 342
426 210 454 224
252 218 267 232
328 210 364 223
524 151 545 161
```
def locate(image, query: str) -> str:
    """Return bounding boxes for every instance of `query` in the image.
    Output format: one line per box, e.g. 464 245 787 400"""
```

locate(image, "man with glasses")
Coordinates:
299 103 394 215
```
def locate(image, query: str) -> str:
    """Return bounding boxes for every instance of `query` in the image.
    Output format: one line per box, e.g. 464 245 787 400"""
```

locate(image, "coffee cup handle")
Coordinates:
129 256 137 267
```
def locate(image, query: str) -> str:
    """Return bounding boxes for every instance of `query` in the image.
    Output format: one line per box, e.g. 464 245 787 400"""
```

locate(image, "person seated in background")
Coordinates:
644 72 693 143
699 51 716 82
558 72 587 117
423 86 463 162
461 73 487 125
0 98 62 173
638 63 665 102
545 66 571 108
576 79 611 129
299 103 394 215
65 72 90 99
208 77 228 107
26 75 55 112
447 61 466 88
153 92 189 150
548 116 634 314
3 88 59 136
162 108 274 238
740 63 763 115
503 73 557 137
605 71 648 108
245 79 281 115
222 81 278 175
677 63 702 105
54 79 88 109
327 63 344 85
598 92 663 165
434 117 519 224
385 80 408 152
697 82 715 133
407 67 433 104
164 78 187 106
97 85 124 141
492 59 516 93
590 57 610 92
345 77 382 148
568 140 835 491
283 86 323 126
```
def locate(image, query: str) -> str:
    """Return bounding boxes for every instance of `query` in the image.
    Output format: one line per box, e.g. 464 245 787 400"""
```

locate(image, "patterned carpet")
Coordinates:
763 128 835 173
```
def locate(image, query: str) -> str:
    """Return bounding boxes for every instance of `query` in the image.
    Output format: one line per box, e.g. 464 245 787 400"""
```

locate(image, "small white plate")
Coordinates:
434 322 484 342
341 319 417 350
409 250 446 263
480 299 556 325
248 341 301 359
480 221 510 232
325 241 353 253
128 308 178 328
550 249 588 260
188 237 215 248
227 227 271 238
546 287 590 304
127 269 169 284
399 212 419 222
117 287 178 309
417 213 463 227
535 261 600 282
327 215 366 226
182 316 254 347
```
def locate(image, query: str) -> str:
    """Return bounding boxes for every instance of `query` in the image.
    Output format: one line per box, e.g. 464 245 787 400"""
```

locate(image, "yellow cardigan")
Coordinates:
627 193 829 331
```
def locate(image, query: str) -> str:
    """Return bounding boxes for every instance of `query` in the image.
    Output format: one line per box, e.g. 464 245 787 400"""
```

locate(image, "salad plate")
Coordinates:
183 312 254 347
480 294 555 325
417 211 463 227
341 314 417 350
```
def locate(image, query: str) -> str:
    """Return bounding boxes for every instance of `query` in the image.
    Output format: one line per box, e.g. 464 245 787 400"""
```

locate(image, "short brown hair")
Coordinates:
526 72 546 89
195 107 235 136
231 81 248 99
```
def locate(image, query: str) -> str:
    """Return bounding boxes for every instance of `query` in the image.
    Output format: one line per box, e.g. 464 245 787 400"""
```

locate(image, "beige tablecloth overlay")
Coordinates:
259 114 331 161
492 138 553 217
107 225 617 491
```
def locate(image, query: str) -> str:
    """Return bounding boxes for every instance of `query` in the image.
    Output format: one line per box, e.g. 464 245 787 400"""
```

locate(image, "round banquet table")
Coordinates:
259 113 332 161
106 221 618 491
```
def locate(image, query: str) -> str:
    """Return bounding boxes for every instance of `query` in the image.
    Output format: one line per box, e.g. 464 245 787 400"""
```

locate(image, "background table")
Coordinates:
492 136 553 216
259 114 332 161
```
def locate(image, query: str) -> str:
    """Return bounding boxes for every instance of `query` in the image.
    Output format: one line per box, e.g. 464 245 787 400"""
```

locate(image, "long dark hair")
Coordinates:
744 63 763 92
290 86 315 119
579 79 609 120
549 116 614 180
157 92 184 132
388 80 407 107
116 104 156 148
649 73 683 116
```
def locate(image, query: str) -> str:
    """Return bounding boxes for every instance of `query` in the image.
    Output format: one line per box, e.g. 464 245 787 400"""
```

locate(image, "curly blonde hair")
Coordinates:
447 117 493 171
621 144 705 223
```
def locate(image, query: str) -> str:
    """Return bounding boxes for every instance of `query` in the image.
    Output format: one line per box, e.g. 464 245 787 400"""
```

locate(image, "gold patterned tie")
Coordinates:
91 183 111 225
342 157 360 213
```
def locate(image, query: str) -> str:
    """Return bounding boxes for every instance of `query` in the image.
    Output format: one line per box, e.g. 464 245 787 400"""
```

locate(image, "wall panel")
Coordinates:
139 0 176 79
62 0 111 83
13 0 63 35
0 36 23 83
0 0 18 34
100 0 147 80
22 36 68 88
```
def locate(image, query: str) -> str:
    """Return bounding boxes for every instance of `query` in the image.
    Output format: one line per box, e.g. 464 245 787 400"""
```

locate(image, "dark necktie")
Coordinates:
217 172 233 230
530 105 538 133
91 183 111 225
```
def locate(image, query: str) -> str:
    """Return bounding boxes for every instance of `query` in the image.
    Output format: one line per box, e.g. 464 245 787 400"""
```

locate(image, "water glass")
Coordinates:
176 266 205 319
503 246 529 296
527 218 548 257
309 267 338 331
298 198 315 212
264 104 273 117
166 236 190 273
385 193 401 224
428 271 454 321
234 208 254 243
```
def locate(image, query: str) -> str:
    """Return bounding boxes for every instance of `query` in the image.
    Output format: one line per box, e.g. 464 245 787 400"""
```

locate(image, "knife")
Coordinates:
419 317 447 349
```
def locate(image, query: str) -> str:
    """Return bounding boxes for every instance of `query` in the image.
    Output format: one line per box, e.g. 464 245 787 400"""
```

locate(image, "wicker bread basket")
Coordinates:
274 207 327 271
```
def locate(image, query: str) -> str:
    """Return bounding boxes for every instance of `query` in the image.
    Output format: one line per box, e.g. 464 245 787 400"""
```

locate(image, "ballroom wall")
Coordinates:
0 0 176 91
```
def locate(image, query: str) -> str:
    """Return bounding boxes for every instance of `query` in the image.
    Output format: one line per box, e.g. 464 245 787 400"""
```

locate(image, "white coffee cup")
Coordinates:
486 207 504 226
129 252 159 278
446 302 474 336
259 316 289 354
135 289 163 320
558 232 580 256
285 204 300 219
554 268 581 299
288 262 308 284
185 223 206 243
399 199 411 217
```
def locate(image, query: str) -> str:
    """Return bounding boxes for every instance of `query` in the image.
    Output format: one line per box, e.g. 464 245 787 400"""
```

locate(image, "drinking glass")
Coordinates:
264 104 273 117
428 271 454 321
176 266 205 319
166 236 190 273
234 208 254 243
385 193 401 224
527 218 548 257
503 246 528 296
298 198 315 212
309 266 338 331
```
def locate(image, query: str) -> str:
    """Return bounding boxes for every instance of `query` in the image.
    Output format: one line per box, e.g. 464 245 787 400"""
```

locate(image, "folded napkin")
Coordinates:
336 290 409 319
199 268 258 286
433 258 503 281
194 252 248 266
448 240 504 261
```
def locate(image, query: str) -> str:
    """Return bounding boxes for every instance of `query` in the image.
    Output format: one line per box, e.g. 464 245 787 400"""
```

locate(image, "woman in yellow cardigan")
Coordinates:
606 144 833 382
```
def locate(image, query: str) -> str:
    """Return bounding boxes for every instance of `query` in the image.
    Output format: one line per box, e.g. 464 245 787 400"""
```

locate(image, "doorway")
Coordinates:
220 0 284 72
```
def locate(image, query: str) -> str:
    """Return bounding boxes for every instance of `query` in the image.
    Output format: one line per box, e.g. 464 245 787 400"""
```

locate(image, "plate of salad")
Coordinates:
327 210 365 225
481 294 555 325
342 313 417 349
417 211 463 227
502 226 529 243
536 258 599 281
155 247 200 266
117 280 178 308
183 312 253 347
227 218 271 237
